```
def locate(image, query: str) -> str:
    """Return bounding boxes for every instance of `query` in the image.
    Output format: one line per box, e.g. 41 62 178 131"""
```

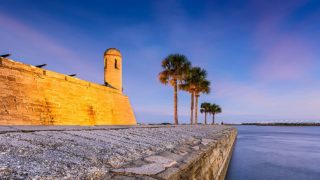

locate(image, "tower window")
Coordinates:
115 59 118 69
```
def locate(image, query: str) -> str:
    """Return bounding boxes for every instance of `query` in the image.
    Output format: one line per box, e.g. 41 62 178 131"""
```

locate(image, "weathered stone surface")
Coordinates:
201 138 213 145
0 126 15 132
178 151 188 156
0 57 136 125
145 156 177 167
0 125 236 179
192 146 200 150
121 163 165 175
157 167 180 179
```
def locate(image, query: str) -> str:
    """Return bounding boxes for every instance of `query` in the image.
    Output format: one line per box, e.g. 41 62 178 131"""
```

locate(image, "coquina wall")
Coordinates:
0 58 136 125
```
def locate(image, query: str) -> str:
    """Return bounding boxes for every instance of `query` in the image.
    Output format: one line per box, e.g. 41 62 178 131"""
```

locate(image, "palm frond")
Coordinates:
159 53 191 87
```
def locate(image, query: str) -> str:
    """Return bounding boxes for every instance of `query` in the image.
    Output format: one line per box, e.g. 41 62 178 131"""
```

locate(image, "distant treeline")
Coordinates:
241 122 320 126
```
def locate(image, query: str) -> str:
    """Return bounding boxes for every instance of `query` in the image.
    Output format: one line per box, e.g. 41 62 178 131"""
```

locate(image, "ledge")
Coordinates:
0 58 121 95
0 125 237 179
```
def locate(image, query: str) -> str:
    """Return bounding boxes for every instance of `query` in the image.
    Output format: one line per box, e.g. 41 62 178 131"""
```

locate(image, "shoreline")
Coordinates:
223 123 320 127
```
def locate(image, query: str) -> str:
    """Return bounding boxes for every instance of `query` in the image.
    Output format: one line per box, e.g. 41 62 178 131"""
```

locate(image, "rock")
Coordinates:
191 139 200 145
123 163 165 175
192 146 200 150
145 156 177 167
201 139 213 145
165 144 174 149
157 167 180 179
158 151 184 162
178 151 188 156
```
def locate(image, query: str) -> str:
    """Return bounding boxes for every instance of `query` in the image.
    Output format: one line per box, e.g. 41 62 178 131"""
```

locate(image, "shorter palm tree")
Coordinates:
200 102 211 125
194 79 210 124
210 104 222 124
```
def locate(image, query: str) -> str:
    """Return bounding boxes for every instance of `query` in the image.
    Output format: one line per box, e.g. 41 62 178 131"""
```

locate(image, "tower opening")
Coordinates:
115 59 118 69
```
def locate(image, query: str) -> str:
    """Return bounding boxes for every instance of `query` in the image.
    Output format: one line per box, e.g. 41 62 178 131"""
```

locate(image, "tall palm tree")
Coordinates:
210 104 222 124
180 67 206 124
200 102 211 125
159 54 191 125
194 79 210 124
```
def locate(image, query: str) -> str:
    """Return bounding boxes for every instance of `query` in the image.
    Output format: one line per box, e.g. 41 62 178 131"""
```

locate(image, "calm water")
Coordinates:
226 126 320 180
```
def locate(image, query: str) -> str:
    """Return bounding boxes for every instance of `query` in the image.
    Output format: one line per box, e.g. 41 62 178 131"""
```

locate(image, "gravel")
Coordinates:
0 125 229 179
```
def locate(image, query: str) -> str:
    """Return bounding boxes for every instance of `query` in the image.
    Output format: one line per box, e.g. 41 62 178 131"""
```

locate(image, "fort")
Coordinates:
0 48 136 125
0 50 237 180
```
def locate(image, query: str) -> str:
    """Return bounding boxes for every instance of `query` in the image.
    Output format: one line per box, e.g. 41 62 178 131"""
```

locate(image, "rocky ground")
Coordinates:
0 125 234 179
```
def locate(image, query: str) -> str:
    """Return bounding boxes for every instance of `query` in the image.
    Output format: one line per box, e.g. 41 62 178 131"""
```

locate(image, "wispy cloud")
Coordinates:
254 36 315 81
251 0 316 82
0 13 100 81
1 0 319 124
211 78 320 123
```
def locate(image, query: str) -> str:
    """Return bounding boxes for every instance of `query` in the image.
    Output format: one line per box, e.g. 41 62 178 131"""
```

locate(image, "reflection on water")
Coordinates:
226 126 320 180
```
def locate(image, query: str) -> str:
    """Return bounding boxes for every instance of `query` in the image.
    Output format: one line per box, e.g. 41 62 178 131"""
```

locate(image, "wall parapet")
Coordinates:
0 58 121 94
0 57 136 125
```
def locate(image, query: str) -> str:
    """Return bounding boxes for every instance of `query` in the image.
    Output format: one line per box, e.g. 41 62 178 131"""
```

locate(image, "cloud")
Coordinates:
0 13 100 81
254 36 315 81
249 0 317 82
1 1 319 124
210 78 320 123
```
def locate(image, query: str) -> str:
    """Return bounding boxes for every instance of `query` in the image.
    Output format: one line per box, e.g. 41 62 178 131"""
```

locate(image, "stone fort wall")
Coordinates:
0 58 136 125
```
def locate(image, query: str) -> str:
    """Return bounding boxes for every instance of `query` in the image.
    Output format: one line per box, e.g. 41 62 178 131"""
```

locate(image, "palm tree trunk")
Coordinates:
212 113 215 125
204 112 207 125
194 94 199 124
174 80 178 125
190 92 194 125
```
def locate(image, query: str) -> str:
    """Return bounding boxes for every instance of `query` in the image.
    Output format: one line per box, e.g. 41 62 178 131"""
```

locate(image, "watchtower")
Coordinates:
104 48 122 92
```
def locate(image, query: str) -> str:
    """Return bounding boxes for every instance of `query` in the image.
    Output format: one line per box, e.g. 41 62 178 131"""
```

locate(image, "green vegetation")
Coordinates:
194 75 210 124
159 54 191 125
180 67 210 124
200 103 222 124
200 102 211 124
210 104 222 124
159 54 221 125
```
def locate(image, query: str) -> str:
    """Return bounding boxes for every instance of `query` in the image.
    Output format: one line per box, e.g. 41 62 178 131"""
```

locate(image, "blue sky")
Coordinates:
1 0 320 124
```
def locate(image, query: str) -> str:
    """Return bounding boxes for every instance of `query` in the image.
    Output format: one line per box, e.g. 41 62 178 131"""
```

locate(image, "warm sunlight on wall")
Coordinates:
0 58 136 125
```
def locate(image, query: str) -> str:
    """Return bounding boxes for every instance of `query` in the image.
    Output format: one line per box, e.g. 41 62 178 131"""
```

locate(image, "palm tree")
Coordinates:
200 102 211 124
180 67 206 124
194 79 210 124
159 54 191 125
210 104 222 124
179 82 195 125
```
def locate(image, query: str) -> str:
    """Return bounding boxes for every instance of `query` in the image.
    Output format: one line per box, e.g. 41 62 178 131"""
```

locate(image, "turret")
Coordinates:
104 48 122 92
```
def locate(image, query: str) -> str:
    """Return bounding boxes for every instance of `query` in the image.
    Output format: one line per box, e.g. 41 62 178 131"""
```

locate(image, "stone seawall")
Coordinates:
161 126 237 180
0 58 136 125
0 125 237 179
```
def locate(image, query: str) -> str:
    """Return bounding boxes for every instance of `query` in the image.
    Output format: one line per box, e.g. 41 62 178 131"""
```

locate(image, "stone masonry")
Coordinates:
104 48 122 91
0 48 136 125
0 125 237 179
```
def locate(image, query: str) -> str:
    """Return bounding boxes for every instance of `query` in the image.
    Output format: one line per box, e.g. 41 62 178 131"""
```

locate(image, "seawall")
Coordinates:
0 125 237 179
0 58 136 125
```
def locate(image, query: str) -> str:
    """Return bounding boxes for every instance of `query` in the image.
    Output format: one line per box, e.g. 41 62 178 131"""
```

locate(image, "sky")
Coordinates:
1 0 320 124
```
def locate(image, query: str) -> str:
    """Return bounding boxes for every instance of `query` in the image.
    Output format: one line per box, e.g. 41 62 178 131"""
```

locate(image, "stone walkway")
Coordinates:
0 125 235 179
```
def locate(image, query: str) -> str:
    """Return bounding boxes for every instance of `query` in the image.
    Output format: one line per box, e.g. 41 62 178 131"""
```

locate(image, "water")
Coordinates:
226 126 320 180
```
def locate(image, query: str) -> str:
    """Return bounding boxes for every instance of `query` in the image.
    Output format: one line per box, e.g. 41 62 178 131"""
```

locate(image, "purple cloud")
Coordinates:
254 36 315 81
0 13 100 81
